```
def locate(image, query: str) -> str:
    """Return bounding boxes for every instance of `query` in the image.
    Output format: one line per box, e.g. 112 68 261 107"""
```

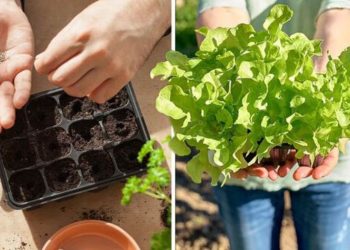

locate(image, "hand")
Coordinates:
231 148 339 181
280 9 346 180
280 148 339 181
34 0 170 104
0 0 33 130
231 148 296 181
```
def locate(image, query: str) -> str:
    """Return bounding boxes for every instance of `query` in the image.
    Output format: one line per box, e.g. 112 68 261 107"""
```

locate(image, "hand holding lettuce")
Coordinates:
152 4 350 185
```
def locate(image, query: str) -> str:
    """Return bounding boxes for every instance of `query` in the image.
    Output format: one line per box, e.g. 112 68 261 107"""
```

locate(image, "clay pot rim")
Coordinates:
42 220 140 250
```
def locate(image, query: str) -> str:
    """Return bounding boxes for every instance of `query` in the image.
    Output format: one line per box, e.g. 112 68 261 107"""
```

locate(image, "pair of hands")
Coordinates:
0 0 170 131
232 148 339 181
197 8 350 181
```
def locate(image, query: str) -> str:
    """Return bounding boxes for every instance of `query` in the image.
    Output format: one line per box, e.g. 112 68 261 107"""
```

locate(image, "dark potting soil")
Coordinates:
27 96 61 129
69 120 104 151
98 88 128 112
113 140 146 173
79 150 115 182
161 204 171 228
60 94 96 120
80 209 113 222
10 170 46 202
37 128 71 161
1 138 36 170
0 109 27 139
44 159 80 192
103 109 138 142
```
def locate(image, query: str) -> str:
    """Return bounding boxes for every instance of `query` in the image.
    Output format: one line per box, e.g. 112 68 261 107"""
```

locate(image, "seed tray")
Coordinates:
0 83 150 209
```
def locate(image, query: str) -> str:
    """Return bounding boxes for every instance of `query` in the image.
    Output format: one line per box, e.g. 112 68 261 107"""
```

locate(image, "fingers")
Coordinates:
0 81 15 129
64 68 105 97
266 165 278 181
231 169 248 179
293 166 313 181
35 33 85 75
89 77 125 104
231 165 269 180
312 148 339 179
0 54 33 82
277 159 296 177
47 52 97 87
247 164 269 178
13 69 31 109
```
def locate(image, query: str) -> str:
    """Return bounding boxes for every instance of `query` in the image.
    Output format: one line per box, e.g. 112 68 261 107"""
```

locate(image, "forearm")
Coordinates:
196 7 249 44
131 0 171 40
314 9 350 71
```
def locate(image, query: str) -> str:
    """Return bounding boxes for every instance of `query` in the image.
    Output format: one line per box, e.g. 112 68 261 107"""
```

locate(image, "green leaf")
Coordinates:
151 228 171 250
290 95 305 108
151 61 174 79
166 50 189 68
156 85 187 120
138 140 155 163
122 140 170 206
263 4 293 34
216 108 233 128
169 136 191 156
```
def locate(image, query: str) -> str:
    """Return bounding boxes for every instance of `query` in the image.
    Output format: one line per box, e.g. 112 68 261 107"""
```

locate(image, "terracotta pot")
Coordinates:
43 220 140 250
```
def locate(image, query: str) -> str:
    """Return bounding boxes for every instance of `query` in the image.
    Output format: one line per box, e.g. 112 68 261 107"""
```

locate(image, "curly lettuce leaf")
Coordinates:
151 4 350 184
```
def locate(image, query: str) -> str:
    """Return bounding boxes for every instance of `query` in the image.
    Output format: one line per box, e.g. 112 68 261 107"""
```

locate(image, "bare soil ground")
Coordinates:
176 161 298 250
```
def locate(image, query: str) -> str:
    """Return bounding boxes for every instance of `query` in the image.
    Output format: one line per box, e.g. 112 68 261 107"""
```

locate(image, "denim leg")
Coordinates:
290 183 350 250
213 185 285 250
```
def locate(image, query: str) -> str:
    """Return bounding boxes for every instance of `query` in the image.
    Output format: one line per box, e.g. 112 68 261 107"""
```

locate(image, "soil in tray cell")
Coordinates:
103 109 138 142
1 138 36 170
60 94 96 120
37 128 71 161
98 88 128 112
0 109 27 139
69 120 104 151
10 170 46 202
79 150 115 182
44 159 80 192
27 96 61 130
113 139 146 173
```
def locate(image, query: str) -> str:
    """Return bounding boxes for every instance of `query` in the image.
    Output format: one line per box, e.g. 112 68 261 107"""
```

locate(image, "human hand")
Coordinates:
279 148 339 181
34 0 170 104
0 0 33 130
231 147 339 181
274 9 344 180
231 147 296 181
276 9 346 181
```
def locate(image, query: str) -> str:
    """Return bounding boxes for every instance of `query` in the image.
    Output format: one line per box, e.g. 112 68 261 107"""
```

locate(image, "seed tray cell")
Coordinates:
0 83 150 209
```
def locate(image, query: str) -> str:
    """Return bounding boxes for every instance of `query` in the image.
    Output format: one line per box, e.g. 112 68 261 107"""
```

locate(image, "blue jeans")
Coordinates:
213 183 350 250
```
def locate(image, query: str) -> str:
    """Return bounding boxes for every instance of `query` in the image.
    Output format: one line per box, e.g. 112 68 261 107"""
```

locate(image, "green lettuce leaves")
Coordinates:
151 4 350 184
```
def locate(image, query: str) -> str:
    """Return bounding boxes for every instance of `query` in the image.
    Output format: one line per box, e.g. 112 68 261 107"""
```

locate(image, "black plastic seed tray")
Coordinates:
0 83 150 209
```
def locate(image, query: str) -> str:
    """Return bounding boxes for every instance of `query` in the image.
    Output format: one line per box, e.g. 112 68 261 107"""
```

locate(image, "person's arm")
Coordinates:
314 9 350 71
34 0 170 104
0 0 34 130
196 7 249 43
